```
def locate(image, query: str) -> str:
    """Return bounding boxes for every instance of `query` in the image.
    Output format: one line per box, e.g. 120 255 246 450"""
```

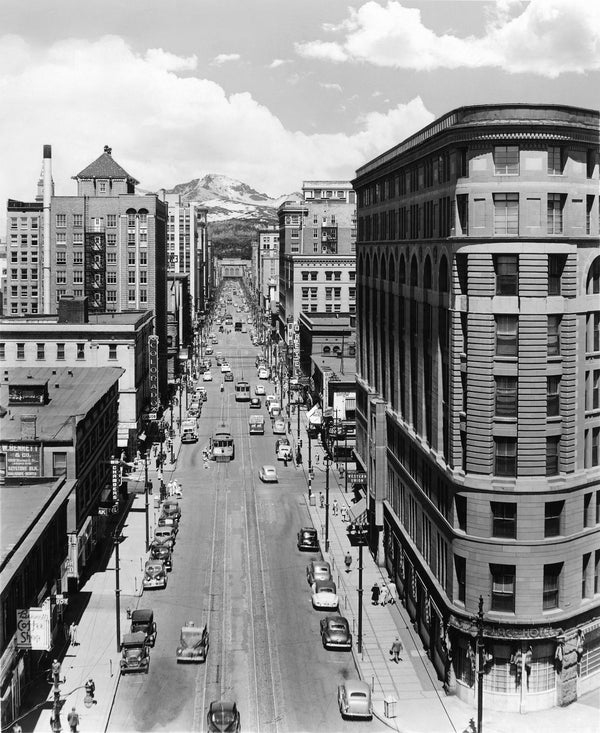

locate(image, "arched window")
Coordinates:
380 254 387 280
438 255 449 293
366 256 371 277
423 256 432 289
410 255 418 286
587 257 600 294
399 255 406 284
389 254 396 281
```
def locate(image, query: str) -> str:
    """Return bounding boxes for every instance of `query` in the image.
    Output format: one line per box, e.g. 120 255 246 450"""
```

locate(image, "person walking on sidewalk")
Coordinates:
340 506 348 523
371 583 381 605
344 552 352 573
390 636 403 663
332 499 339 516
379 584 390 607
67 707 79 732
319 492 325 509
69 622 78 646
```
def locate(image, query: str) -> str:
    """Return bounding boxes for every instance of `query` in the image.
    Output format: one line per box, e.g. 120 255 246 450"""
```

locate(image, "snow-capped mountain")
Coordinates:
167 174 300 224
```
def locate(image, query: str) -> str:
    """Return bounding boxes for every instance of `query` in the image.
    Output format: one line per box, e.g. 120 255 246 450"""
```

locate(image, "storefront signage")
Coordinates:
0 443 41 478
346 471 367 484
449 614 559 640
148 334 160 411
111 458 120 506
16 606 51 651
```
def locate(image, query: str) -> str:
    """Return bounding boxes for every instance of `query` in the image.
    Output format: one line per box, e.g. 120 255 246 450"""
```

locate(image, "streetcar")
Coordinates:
234 380 250 402
210 425 235 461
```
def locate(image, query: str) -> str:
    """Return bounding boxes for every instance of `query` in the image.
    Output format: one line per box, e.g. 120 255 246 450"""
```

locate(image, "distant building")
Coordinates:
353 104 600 711
256 227 279 350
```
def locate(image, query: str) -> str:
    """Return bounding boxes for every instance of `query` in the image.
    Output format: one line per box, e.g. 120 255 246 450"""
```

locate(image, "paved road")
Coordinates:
107 323 385 732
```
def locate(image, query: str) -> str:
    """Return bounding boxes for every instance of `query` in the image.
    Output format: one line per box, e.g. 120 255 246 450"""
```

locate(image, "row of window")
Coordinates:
9 216 39 229
54 213 149 228
0 342 119 360
300 287 355 299
301 270 356 281
491 375 562 418
300 302 354 314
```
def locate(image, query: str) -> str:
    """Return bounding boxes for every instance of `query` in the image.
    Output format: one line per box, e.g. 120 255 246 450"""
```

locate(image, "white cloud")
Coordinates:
211 53 241 66
145 48 198 72
320 82 343 92
268 58 290 68
0 35 434 228
296 0 600 77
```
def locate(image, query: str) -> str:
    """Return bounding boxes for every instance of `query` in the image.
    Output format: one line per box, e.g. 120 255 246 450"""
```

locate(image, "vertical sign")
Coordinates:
148 334 160 411
111 457 121 509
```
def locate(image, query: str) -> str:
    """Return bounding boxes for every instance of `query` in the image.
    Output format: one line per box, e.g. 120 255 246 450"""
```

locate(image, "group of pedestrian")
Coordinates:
166 479 182 497
371 581 395 606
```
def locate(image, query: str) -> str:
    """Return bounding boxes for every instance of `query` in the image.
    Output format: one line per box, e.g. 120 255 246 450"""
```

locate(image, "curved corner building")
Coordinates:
352 104 600 712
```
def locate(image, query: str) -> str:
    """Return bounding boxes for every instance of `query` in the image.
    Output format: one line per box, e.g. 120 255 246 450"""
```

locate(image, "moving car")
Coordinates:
150 543 172 571
258 367 269 379
220 362 231 373
249 397 261 409
203 370 213 382
268 401 281 417
207 701 241 733
320 615 352 650
255 384 266 395
224 372 234 382
129 608 157 647
297 527 319 552
272 419 286 435
312 579 339 610
275 438 292 460
337 679 372 720
307 560 332 586
142 560 167 590
259 464 278 483
120 632 150 674
205 346 214 356
176 622 209 663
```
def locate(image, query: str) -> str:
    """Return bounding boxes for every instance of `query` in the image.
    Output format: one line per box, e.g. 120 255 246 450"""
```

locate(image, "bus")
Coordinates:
235 380 250 402
210 425 235 461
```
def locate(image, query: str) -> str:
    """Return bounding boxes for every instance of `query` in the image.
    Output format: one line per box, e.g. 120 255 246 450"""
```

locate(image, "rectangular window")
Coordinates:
495 376 518 417
56 252 66 264
543 563 562 611
107 233 117 246
128 271 136 284
496 315 518 357
491 502 517 538
106 291 117 303
128 252 136 265
73 232 83 245
596 550 600 594
494 146 519 175
325 271 332 281
457 194 469 235
56 214 66 227
455 495 467 532
52 452 67 477
128 289 136 302
325 287 332 300
36 343 45 360
547 194 565 234
73 214 83 227
547 146 564 175
582 553 591 599
455 555 466 604
490 564 516 612
494 255 518 295
107 252 117 264
334 288 341 299
584 492 593 527
493 193 519 234
56 271 67 284
547 376 560 416
546 437 560 476
73 271 83 284
548 315 561 356
0 343 4 360
544 500 563 536
301 288 309 299
494 438 517 477
548 254 565 295
302 271 309 281
73 252 83 265
56 232 66 244
76 343 85 360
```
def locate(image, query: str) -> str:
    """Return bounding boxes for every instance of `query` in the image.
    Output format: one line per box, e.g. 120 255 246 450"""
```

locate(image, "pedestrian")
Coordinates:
69 622 78 646
371 583 381 605
390 636 403 663
332 499 339 516
67 707 79 732
340 506 348 523
167 480 174 497
174 481 182 497
344 552 352 573
319 492 325 509
12 723 22 733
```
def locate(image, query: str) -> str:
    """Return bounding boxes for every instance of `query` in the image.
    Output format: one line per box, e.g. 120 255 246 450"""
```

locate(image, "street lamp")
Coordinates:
144 451 151 551
113 530 122 653
475 595 485 733
347 522 369 654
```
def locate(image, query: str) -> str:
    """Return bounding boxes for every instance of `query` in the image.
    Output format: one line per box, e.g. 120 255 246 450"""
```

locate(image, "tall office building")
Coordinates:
353 105 600 711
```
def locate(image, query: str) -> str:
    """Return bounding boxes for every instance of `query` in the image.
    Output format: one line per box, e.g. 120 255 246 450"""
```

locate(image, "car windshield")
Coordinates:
350 692 367 698
320 587 335 594
123 647 142 658
211 711 236 726
146 564 162 573
331 622 345 631
302 531 314 538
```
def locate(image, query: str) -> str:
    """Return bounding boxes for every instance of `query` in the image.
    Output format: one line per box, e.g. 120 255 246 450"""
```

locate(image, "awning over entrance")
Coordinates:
349 497 367 523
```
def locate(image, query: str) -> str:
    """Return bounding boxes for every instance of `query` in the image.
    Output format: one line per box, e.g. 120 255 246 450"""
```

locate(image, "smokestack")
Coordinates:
43 145 52 314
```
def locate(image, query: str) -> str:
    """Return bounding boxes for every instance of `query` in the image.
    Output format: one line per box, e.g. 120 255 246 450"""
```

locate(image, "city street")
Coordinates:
106 327 385 732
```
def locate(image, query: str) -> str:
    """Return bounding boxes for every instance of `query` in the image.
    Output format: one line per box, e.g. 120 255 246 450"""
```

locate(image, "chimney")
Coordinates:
42 144 52 314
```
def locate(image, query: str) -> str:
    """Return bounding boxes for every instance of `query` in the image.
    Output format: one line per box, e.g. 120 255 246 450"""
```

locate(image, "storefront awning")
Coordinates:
349 497 367 523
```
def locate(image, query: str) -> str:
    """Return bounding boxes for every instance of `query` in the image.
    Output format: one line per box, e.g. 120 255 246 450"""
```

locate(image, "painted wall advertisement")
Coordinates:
0 443 41 478
16 602 51 651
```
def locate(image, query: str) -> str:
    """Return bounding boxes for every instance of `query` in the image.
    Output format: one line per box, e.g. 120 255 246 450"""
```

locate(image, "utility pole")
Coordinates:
50 659 63 732
477 595 484 733
144 452 150 551
114 531 121 652
324 453 330 552
347 522 368 654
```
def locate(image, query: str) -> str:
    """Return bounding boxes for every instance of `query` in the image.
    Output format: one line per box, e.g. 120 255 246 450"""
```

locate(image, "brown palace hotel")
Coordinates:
353 104 600 712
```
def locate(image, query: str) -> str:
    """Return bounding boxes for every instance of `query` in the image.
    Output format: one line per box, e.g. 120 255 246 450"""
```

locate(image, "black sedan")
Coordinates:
297 526 319 551
224 372 234 382
320 615 352 650
207 701 241 732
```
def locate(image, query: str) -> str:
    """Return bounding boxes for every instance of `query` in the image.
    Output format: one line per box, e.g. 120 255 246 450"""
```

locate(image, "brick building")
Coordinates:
353 104 600 711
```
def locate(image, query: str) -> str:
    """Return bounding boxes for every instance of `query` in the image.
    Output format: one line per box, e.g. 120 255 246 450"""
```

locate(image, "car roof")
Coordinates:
314 579 336 591
343 679 371 695
122 631 147 645
182 623 206 634
131 609 153 622
262 464 276 471
311 560 330 569
209 701 237 713
300 526 316 533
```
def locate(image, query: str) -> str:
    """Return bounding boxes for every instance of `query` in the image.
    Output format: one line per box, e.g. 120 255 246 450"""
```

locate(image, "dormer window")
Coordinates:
98 180 107 193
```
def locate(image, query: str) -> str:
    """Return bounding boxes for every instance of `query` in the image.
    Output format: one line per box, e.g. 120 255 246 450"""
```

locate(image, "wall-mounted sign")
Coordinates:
111 458 121 506
16 605 51 651
148 335 160 411
0 443 41 478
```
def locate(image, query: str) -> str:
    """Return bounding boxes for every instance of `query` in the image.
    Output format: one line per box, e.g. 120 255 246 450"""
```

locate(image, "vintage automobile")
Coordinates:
224 372 234 382
206 701 241 733
254 384 266 395
249 397 261 409
312 579 339 610
220 362 231 373
142 560 167 590
259 465 278 483
320 615 352 650
203 370 213 382
297 527 319 552
275 438 292 460
120 632 150 674
196 386 208 401
161 499 181 521
150 543 172 571
205 346 214 356
129 609 157 647
152 526 175 550
258 367 269 380
176 622 209 663
268 401 281 417
272 419 286 435
337 679 372 720
157 516 178 537
265 394 277 409
306 560 332 586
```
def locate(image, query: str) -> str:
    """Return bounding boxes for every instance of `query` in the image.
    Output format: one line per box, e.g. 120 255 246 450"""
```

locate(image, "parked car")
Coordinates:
207 701 240 732
272 419 286 435
129 608 156 647
312 579 339 610
307 560 332 586
157 515 178 537
254 384 266 395
268 401 281 417
205 346 214 356
176 622 209 663
150 543 172 571
196 386 208 401
162 499 181 520
249 397 261 409
142 560 167 590
276 438 292 460
203 370 213 382
337 679 372 720
265 394 277 409
224 372 234 382
120 632 150 674
152 526 175 550
258 367 269 379
259 465 278 483
320 615 352 650
297 527 319 552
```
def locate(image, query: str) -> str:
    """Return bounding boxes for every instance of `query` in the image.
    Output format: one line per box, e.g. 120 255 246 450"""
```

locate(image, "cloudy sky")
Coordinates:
1 0 598 223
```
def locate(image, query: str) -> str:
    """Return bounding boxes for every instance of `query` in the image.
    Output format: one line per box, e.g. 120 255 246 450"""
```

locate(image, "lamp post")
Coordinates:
324 452 331 552
113 530 122 652
144 451 150 551
50 659 64 732
347 522 368 654
476 595 485 733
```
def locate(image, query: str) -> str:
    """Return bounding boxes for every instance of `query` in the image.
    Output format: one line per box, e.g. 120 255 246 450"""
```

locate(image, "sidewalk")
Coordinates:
290 406 600 733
